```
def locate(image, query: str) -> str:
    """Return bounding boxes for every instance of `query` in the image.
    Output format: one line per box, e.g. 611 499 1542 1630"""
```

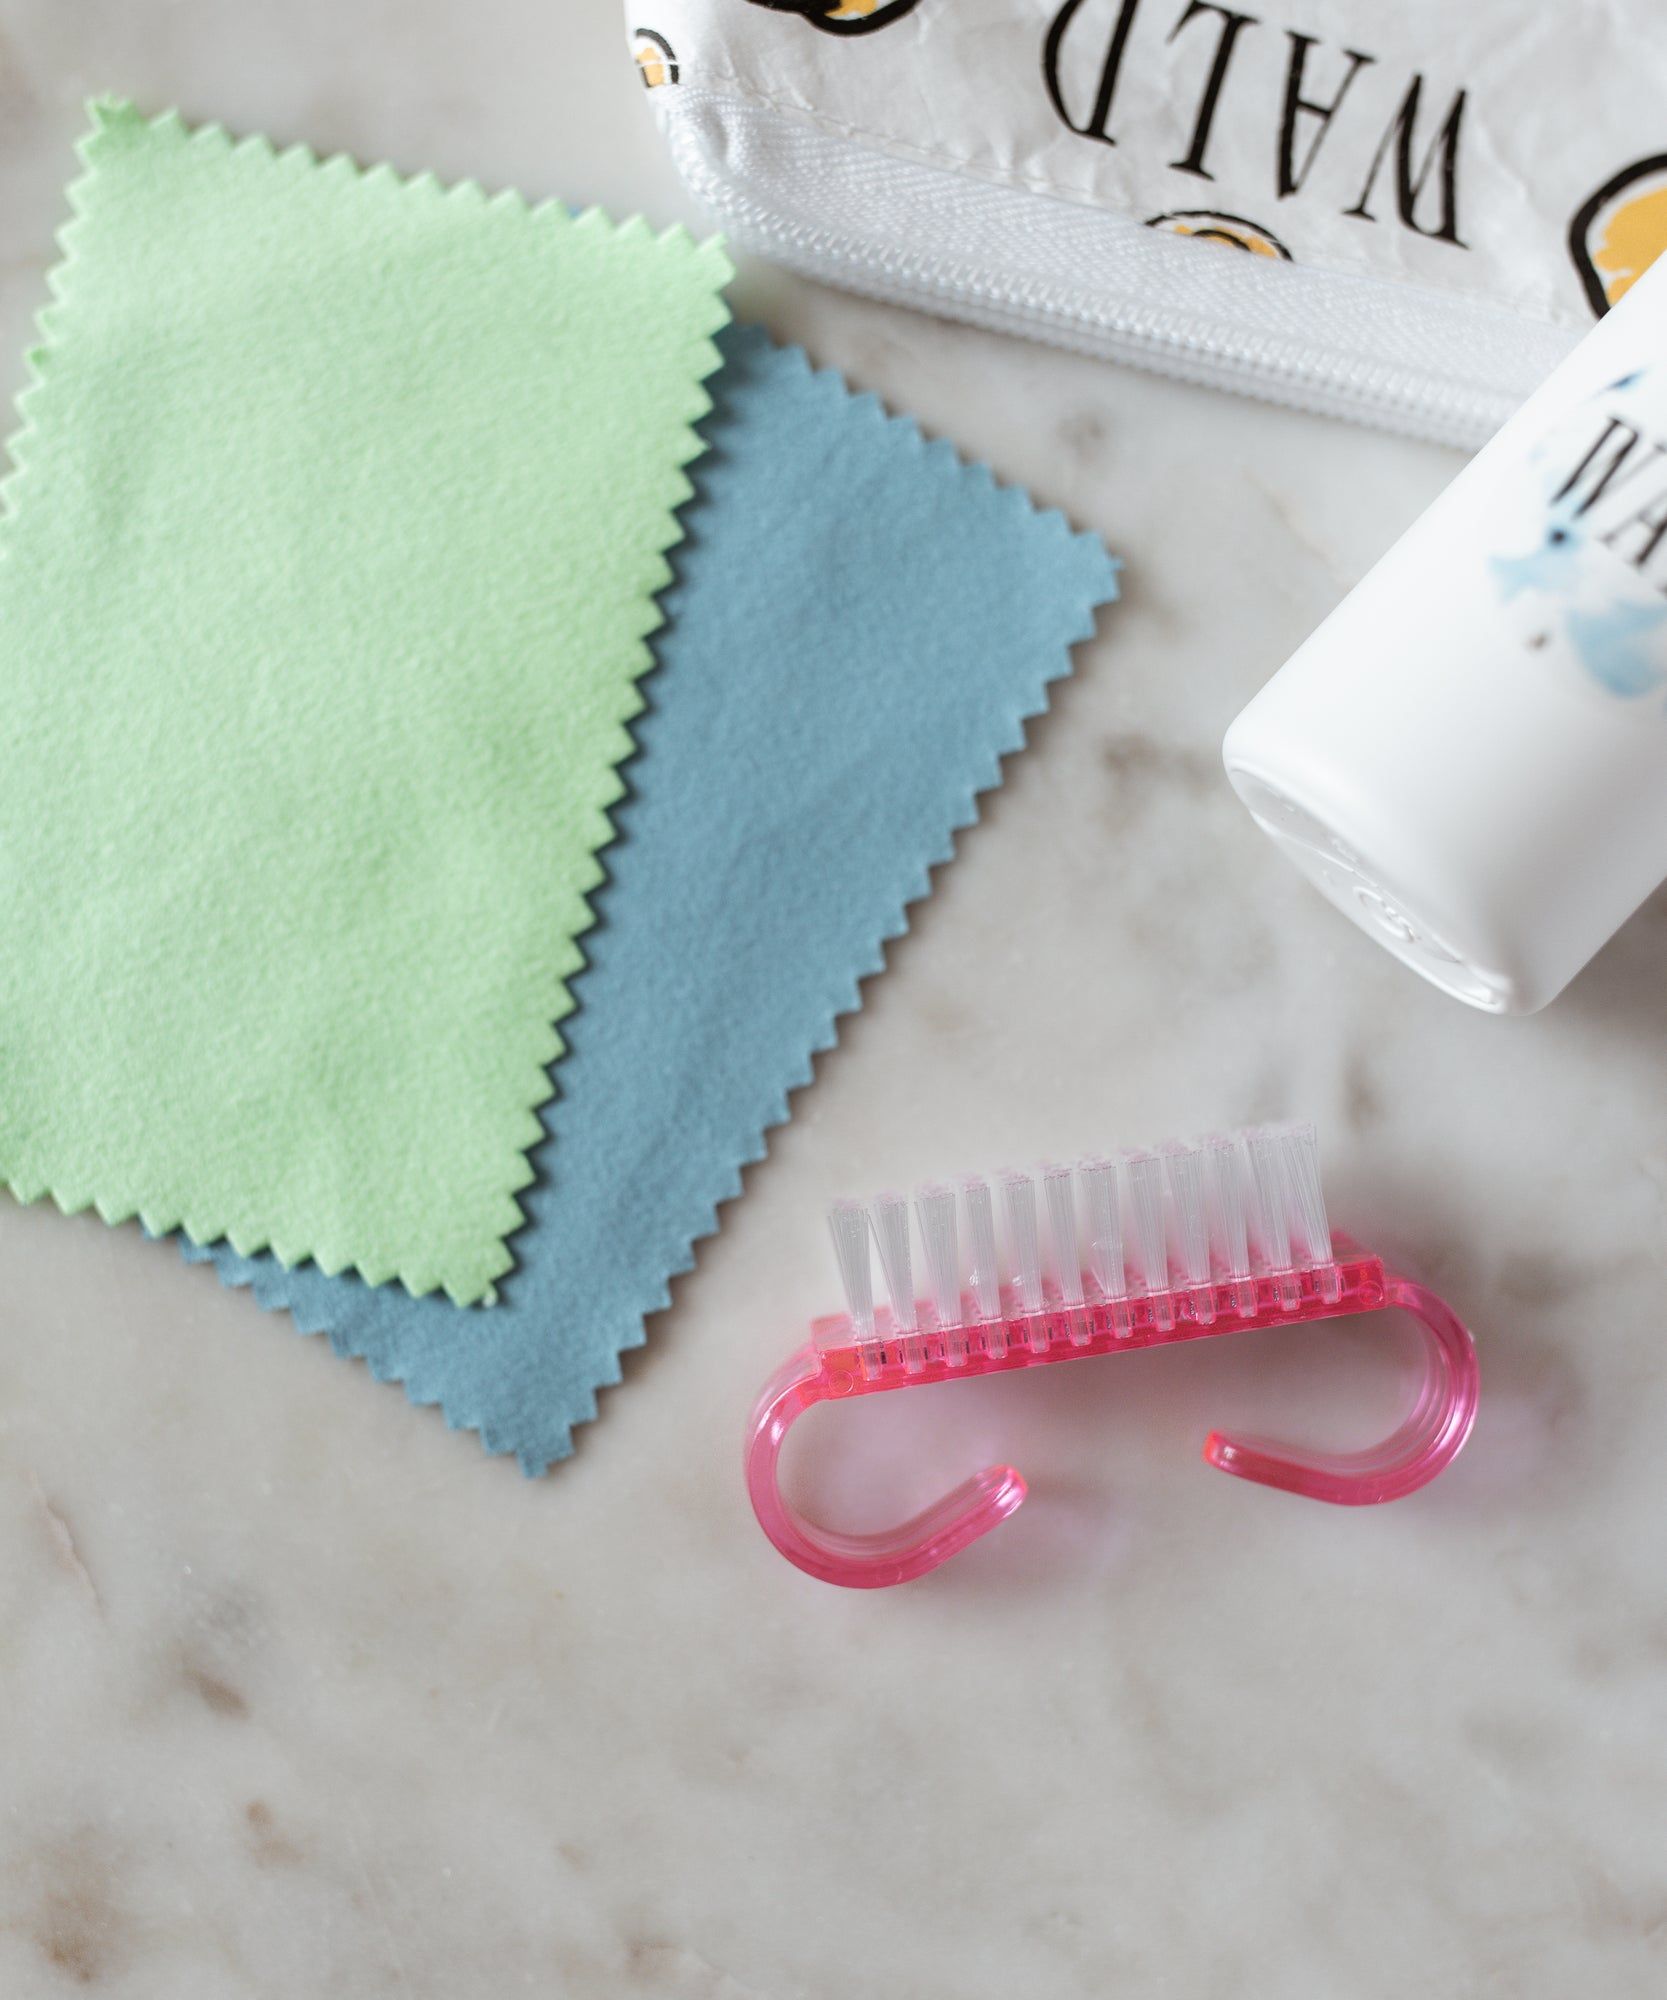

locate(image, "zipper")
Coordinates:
661 87 1564 447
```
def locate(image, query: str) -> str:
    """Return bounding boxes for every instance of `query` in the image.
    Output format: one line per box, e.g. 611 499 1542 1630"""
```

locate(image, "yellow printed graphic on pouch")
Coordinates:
630 26 680 87
1571 156 1667 316
743 0 923 35
1147 209 1293 260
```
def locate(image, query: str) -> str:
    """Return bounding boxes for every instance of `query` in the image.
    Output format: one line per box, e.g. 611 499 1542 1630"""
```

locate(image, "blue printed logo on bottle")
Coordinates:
1492 369 1667 700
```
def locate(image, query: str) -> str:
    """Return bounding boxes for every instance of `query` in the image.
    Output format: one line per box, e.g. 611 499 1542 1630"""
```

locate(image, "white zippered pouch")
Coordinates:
625 0 1667 444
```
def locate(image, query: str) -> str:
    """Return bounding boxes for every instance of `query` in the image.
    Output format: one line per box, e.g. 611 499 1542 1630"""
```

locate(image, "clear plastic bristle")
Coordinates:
1042 1165 1083 1307
1000 1171 1043 1315
872 1191 916 1333
828 1199 875 1337
1277 1123 1331 1267
962 1176 1001 1322
1080 1157 1124 1300
1202 1134 1250 1281
1161 1143 1209 1287
1122 1151 1169 1293
1244 1128 1294 1272
915 1182 961 1326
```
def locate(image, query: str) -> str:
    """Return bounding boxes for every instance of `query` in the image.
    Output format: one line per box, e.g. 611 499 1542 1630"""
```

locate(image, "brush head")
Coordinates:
821 1123 1344 1369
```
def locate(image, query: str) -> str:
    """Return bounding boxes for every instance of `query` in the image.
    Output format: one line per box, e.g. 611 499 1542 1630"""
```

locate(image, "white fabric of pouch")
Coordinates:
625 0 1667 444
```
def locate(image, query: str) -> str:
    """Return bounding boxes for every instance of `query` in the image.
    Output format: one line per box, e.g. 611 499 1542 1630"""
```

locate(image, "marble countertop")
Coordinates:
2 5 1664 1996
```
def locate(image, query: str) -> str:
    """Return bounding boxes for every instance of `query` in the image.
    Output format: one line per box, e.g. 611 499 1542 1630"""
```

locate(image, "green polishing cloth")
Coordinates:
0 101 729 1303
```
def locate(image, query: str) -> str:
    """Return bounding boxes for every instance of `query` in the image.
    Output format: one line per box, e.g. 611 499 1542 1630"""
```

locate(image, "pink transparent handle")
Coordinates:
745 1275 1478 1587
1204 1276 1479 1504
744 1351 1027 1589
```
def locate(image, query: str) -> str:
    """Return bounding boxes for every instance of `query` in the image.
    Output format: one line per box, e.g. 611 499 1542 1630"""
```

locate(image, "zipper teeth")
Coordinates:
664 104 1506 445
784 248 1477 435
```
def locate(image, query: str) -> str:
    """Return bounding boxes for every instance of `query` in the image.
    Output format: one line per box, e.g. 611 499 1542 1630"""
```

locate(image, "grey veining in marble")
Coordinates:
0 4 1664 1996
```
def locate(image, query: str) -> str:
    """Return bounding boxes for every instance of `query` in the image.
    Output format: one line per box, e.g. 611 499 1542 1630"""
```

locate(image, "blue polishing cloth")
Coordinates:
184 325 1119 1471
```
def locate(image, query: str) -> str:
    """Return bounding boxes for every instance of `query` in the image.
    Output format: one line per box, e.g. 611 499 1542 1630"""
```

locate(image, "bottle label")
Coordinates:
1491 364 1667 703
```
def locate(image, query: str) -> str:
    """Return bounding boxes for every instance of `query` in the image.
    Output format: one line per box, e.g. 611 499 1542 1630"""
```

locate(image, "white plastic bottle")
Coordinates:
1223 252 1667 1013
